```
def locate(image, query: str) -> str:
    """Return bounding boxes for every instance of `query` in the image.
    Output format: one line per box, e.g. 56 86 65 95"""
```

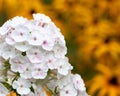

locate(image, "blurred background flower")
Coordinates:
0 0 120 95
87 64 120 96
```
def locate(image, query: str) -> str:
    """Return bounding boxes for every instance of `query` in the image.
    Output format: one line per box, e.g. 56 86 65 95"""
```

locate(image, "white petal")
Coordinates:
60 84 77 96
28 30 44 46
33 13 51 23
32 70 47 79
0 83 9 95
42 36 54 51
12 80 19 89
10 55 29 73
11 16 28 27
17 87 30 95
53 44 67 58
56 58 72 75
15 42 30 51
1 43 15 59
32 63 48 76
72 74 86 91
0 20 11 35
11 25 29 42
5 36 15 45
26 47 44 63
20 65 33 79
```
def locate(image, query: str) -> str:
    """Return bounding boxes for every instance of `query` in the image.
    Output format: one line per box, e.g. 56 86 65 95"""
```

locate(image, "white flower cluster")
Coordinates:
0 13 88 96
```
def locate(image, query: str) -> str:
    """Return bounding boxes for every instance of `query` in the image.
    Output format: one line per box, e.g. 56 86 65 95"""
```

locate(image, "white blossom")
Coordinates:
0 83 9 96
77 91 88 96
41 35 54 51
11 25 29 42
10 55 29 73
27 30 44 46
72 74 86 91
56 57 73 75
60 83 77 96
26 47 45 63
53 44 67 58
20 63 33 79
22 92 35 96
1 43 16 60
45 22 61 36
45 52 57 69
12 77 31 95
54 35 66 46
32 63 48 79
0 20 12 35
33 13 51 27
57 73 71 89
5 35 15 45
0 13 88 96
14 41 30 51
10 16 28 27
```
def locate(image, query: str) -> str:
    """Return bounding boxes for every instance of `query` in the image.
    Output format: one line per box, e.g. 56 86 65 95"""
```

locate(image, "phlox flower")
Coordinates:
10 55 29 73
72 74 86 91
33 13 51 27
0 83 9 96
26 47 45 63
41 35 54 51
14 41 30 52
57 73 71 89
45 52 57 69
27 30 44 46
12 77 31 95
1 43 16 60
20 63 33 79
54 35 66 46
0 13 88 96
21 92 35 96
5 35 15 45
10 25 29 42
10 16 28 27
32 63 48 79
60 83 77 96
55 57 73 75
0 20 12 35
53 44 67 58
77 91 88 96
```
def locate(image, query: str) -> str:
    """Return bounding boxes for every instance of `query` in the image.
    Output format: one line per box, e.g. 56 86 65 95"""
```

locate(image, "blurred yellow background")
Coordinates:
0 0 120 96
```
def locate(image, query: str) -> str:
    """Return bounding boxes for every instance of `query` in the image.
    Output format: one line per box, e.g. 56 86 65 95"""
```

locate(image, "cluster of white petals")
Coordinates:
0 13 88 96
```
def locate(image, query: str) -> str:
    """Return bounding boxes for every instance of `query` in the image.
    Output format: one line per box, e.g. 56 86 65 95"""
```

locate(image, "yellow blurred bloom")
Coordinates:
4 0 45 19
52 0 66 12
103 0 120 17
0 0 4 12
7 91 17 96
70 5 92 35
78 19 120 61
88 64 120 96
53 0 79 12
79 0 106 16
